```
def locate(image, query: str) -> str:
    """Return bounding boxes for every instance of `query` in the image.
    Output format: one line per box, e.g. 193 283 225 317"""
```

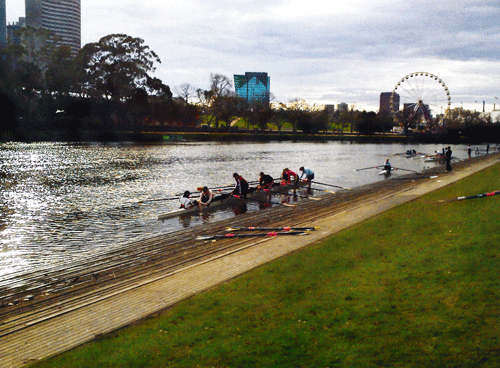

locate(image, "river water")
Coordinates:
0 141 468 278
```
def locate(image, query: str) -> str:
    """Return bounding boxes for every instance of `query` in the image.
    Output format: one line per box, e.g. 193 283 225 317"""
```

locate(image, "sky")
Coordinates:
6 0 500 113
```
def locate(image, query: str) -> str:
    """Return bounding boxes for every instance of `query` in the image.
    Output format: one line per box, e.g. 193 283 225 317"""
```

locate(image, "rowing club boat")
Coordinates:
157 180 310 220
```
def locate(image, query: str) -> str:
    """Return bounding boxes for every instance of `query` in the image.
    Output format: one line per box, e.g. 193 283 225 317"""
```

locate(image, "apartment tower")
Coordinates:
26 0 80 56
0 0 6 48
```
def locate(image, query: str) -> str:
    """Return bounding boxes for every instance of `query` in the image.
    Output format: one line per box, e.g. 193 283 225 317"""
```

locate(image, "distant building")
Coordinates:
337 102 348 112
0 0 6 48
380 92 399 114
7 17 25 45
234 72 270 104
26 0 81 56
325 104 335 113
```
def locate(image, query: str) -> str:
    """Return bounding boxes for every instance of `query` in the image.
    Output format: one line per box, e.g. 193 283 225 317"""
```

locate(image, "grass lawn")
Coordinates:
31 164 500 367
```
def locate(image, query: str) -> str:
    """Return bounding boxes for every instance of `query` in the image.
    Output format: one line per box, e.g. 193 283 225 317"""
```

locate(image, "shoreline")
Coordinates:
2 129 497 144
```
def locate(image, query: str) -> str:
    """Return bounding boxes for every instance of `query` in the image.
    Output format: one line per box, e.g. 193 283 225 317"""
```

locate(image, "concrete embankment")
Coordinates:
0 152 498 368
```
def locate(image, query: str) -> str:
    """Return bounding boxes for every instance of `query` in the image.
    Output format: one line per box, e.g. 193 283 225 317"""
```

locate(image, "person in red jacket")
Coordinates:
281 168 297 185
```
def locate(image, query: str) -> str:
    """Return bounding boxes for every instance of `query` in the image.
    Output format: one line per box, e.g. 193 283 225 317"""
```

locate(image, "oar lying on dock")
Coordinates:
439 190 500 203
196 231 310 241
226 226 318 232
232 195 297 207
261 189 322 200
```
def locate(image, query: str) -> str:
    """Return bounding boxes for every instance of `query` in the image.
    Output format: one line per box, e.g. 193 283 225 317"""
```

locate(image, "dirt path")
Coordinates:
1 153 498 368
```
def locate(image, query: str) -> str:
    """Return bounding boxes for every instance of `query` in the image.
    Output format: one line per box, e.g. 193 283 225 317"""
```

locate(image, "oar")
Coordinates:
310 181 348 190
439 190 500 203
134 196 180 203
226 226 318 232
355 166 381 172
232 195 296 207
196 231 310 241
261 189 321 200
392 167 419 173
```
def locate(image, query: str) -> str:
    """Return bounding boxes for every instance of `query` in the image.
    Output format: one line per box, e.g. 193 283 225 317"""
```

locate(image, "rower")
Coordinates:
299 166 314 188
198 186 214 209
281 168 298 185
257 172 274 191
382 158 392 174
232 173 249 198
179 190 197 209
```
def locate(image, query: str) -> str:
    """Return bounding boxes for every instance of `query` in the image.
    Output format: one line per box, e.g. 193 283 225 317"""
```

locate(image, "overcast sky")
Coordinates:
7 0 500 112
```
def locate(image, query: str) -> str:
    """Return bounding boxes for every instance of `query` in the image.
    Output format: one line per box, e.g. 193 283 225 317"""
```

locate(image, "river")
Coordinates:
0 141 469 278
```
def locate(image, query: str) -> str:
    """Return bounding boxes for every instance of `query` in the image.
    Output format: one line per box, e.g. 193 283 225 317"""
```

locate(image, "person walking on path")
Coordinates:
467 144 472 159
445 146 453 172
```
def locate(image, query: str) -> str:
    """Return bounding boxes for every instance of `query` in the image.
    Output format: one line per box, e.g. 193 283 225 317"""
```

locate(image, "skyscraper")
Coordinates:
0 0 6 48
379 92 399 114
26 0 81 56
234 72 270 104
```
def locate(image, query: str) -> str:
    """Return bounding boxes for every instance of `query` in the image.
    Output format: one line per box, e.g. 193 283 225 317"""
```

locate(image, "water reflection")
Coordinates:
0 141 467 278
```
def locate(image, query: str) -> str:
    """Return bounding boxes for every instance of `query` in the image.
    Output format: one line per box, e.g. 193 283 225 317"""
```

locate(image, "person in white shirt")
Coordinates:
179 191 197 209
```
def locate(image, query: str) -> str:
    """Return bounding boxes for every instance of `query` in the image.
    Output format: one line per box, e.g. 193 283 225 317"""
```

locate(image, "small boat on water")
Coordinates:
157 180 310 220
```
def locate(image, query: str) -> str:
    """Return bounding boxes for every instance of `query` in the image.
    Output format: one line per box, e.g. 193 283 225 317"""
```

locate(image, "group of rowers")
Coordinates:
179 166 315 210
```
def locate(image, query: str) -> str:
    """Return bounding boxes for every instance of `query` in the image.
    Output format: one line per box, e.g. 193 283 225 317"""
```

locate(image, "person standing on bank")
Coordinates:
232 173 249 198
445 146 453 172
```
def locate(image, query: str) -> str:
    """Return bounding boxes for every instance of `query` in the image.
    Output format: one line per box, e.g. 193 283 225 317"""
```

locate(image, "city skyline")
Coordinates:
25 0 80 57
5 0 500 113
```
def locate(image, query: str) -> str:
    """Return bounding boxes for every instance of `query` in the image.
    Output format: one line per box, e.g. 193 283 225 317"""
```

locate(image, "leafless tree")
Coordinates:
174 83 196 104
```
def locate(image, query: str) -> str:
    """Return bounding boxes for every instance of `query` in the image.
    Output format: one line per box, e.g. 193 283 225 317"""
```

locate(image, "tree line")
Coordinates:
1 29 498 141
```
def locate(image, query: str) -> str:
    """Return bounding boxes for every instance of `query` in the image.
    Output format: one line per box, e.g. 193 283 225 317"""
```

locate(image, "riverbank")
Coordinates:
1 152 498 367
3 128 494 144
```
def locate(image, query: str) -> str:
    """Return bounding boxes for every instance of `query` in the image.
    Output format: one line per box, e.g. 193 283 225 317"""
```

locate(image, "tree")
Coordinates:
210 95 245 130
45 45 78 96
79 34 161 101
175 83 196 104
209 73 233 98
282 99 308 133
246 101 273 132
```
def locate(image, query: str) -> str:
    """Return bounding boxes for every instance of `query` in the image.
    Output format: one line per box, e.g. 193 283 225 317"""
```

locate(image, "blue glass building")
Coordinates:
234 72 270 104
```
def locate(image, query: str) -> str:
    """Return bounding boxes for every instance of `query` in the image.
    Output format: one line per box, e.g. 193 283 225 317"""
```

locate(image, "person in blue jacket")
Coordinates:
299 166 314 188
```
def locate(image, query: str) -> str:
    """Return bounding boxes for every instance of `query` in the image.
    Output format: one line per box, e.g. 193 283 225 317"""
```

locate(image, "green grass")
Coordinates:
31 164 500 367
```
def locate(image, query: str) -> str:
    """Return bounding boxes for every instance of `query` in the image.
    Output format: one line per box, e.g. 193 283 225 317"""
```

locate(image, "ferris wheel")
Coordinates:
390 72 451 126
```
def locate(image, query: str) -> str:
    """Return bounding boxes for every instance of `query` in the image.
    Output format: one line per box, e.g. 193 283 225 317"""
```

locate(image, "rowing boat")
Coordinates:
157 189 272 220
157 179 311 220
270 180 310 193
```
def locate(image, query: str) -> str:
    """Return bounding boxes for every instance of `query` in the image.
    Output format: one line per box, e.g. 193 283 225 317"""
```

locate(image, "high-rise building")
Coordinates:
234 72 270 104
0 0 6 48
25 0 81 56
380 92 399 114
